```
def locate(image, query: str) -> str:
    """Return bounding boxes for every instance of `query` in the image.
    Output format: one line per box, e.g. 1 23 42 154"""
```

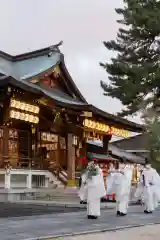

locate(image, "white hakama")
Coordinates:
78 173 87 201
116 196 128 214
106 171 116 195
142 169 155 212
114 167 133 215
143 186 154 212
134 182 144 199
151 168 160 209
86 167 106 218
87 199 100 216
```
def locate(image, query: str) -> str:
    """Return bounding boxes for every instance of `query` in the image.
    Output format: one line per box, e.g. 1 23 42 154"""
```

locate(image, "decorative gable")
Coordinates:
29 64 79 100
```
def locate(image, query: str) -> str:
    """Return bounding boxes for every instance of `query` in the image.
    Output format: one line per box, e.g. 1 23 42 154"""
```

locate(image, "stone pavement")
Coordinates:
0 202 85 218
15 200 114 209
1 205 160 240
15 199 139 209
63 224 160 240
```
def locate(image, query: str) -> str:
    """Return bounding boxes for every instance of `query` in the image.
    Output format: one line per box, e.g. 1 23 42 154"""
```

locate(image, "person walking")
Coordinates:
110 159 133 216
142 162 155 214
149 165 160 209
85 157 106 219
78 171 87 204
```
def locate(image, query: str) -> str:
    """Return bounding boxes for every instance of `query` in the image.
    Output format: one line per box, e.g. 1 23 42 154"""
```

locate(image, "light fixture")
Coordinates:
73 136 78 146
41 132 58 142
10 99 40 114
10 110 39 124
83 119 130 137
7 87 11 92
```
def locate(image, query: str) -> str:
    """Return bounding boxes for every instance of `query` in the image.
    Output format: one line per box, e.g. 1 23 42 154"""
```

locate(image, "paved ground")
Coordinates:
0 205 160 240
63 224 160 240
0 203 85 218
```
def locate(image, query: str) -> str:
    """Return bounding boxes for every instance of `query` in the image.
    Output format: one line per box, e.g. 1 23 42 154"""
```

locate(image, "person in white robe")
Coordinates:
95 162 106 196
124 163 133 204
86 161 106 219
106 163 116 195
78 160 94 204
145 164 160 210
134 168 145 204
110 160 133 216
142 163 155 213
151 167 160 208
78 171 87 204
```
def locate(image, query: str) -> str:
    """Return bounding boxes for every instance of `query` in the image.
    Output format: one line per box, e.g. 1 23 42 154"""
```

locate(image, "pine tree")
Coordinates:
100 0 160 117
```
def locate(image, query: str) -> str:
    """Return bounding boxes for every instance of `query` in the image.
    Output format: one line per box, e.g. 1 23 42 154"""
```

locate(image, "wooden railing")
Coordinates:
0 154 68 186
48 160 68 186
0 155 31 169
0 155 47 170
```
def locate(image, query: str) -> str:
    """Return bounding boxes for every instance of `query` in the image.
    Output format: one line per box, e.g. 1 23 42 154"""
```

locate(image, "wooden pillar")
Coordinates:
103 134 112 154
67 133 76 186
55 136 60 165
3 127 9 167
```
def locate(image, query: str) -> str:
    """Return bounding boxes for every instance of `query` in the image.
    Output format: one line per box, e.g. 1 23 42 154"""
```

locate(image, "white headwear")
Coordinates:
119 163 125 169
88 161 94 167
145 164 151 169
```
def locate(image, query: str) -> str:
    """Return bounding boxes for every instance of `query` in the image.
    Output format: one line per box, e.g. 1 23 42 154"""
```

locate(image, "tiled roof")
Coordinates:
87 141 145 164
0 50 60 81
0 44 87 103
88 152 118 161
0 46 145 132
112 133 148 150
0 76 88 108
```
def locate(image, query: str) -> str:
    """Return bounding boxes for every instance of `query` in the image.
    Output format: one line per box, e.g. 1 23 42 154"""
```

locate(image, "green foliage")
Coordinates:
87 165 98 178
100 0 160 116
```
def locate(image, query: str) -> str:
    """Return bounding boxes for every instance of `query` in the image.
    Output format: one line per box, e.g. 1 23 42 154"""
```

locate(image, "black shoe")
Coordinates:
144 210 152 214
87 215 92 219
120 212 126 216
83 201 87 204
80 201 83 204
90 215 98 219
117 211 120 216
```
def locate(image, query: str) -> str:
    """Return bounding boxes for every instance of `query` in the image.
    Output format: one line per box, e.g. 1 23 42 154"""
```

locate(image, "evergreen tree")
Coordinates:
100 0 160 117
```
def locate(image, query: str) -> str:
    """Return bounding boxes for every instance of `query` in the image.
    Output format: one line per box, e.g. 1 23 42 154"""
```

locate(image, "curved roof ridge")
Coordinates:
0 42 87 103
0 41 63 62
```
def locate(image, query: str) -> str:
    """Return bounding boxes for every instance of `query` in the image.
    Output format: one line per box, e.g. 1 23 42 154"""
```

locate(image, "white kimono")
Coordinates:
150 168 160 209
78 172 87 201
142 169 154 212
115 166 133 214
134 175 145 203
106 167 116 195
86 166 106 217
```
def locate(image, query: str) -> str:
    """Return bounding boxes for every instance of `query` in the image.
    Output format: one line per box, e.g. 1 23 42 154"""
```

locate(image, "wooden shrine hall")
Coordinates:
0 42 144 191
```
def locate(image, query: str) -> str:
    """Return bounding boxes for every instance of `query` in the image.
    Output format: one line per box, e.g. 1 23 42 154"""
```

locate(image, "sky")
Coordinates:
0 0 140 124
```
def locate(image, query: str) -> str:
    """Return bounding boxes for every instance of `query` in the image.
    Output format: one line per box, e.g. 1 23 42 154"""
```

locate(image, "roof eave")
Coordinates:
0 76 88 110
90 105 144 132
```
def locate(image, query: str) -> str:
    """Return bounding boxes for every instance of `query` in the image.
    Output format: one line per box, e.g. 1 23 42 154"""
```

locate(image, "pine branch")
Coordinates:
100 0 160 117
